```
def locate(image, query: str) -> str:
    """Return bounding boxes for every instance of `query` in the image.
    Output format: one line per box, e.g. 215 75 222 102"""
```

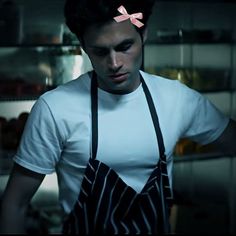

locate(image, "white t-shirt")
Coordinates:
14 70 229 214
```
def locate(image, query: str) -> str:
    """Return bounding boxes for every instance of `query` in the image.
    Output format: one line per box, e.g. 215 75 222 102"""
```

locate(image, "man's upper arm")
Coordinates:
1 163 45 207
211 118 236 156
0 163 45 233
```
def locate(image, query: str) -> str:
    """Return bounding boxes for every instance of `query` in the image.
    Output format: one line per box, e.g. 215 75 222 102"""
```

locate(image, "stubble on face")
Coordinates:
82 20 144 94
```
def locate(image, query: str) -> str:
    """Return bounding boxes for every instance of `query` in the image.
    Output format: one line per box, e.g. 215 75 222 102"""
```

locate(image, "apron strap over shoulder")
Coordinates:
91 71 166 162
91 71 98 160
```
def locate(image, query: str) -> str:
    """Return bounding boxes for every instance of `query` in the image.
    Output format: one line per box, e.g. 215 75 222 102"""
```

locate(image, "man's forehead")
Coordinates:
83 20 139 48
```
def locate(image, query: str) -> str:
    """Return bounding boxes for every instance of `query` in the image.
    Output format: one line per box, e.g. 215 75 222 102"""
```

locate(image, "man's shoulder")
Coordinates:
140 70 201 102
41 72 90 101
140 70 182 89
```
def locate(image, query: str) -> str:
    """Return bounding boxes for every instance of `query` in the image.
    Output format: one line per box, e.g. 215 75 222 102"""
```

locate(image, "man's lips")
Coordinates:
109 73 128 82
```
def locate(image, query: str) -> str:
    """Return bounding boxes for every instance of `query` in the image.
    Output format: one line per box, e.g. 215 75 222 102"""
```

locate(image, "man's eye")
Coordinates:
93 49 108 56
117 44 132 52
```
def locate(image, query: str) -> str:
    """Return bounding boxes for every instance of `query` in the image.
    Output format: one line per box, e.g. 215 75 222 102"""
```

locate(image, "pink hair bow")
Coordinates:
113 5 144 28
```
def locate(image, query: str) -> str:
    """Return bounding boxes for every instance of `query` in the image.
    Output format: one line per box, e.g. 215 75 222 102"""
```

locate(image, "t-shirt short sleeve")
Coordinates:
180 83 229 145
13 97 63 174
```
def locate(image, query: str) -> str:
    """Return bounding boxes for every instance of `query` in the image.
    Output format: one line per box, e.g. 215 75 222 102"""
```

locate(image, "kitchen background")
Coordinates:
0 0 236 234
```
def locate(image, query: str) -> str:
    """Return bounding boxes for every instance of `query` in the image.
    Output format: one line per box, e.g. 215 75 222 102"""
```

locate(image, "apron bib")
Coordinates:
63 72 172 234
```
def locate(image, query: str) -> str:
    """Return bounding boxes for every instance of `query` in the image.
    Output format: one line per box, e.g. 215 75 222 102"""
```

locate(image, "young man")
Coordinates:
0 0 236 234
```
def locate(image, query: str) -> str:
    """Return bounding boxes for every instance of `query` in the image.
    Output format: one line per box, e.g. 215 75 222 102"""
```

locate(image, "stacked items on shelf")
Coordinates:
0 112 29 151
145 67 230 92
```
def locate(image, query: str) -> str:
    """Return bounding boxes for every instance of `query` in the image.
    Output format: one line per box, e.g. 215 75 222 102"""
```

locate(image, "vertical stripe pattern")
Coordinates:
63 157 171 234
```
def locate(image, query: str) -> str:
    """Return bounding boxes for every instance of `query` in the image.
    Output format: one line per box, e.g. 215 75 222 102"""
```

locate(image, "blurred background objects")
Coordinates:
0 0 236 234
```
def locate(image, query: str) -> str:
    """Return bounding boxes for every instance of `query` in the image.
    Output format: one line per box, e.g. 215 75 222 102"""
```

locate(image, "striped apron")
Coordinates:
63 72 173 234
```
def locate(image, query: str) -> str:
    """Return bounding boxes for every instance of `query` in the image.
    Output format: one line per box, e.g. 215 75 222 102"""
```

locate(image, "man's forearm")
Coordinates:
0 204 27 233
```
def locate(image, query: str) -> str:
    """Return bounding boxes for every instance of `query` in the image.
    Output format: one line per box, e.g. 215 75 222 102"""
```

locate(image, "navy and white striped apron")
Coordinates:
63 72 173 234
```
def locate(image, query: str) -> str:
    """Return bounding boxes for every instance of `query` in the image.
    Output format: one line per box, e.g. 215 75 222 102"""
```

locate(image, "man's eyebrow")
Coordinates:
88 38 135 50
116 39 135 47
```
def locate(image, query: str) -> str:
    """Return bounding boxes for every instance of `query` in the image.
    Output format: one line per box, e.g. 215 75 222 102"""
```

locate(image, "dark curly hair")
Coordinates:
64 0 156 39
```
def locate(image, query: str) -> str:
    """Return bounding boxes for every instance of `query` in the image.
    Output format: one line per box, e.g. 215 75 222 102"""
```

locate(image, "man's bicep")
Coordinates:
211 119 236 156
2 163 45 206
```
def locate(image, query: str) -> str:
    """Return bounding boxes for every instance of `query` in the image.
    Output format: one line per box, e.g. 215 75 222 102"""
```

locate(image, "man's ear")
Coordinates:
142 27 148 44
78 36 86 52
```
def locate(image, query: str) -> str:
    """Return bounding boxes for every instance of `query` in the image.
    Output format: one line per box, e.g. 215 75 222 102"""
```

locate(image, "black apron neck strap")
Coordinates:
91 71 98 160
90 71 166 162
140 76 166 160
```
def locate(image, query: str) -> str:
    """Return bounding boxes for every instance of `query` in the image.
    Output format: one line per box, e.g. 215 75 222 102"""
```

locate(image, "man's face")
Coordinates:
82 20 145 94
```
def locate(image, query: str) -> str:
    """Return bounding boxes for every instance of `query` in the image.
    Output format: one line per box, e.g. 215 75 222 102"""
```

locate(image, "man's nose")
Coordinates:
108 51 122 71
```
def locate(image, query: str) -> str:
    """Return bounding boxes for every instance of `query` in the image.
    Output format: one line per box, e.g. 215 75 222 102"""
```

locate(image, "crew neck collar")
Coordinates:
97 83 143 103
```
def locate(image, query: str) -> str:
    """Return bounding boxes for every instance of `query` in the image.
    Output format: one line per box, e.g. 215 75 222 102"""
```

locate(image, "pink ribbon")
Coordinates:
113 5 144 28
